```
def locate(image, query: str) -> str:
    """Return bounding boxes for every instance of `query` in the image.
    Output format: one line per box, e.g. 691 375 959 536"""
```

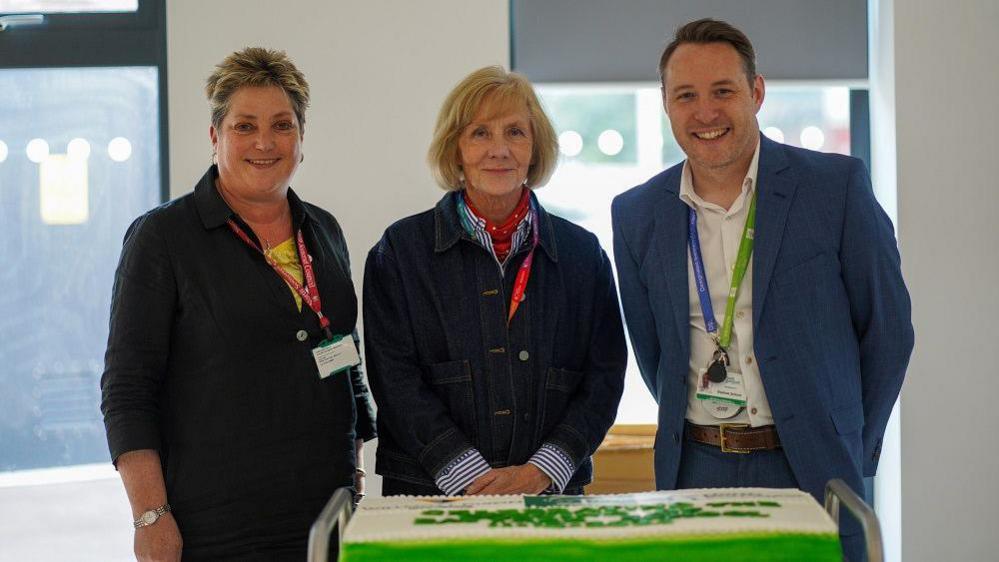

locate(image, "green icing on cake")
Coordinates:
411 503 770 529
706 501 781 508
342 534 842 562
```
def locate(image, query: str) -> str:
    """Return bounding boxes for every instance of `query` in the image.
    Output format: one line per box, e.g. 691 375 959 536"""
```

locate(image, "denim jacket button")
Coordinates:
518 350 529 361
296 330 308 342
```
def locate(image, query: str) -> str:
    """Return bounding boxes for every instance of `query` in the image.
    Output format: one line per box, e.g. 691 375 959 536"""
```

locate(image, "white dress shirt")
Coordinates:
679 141 774 427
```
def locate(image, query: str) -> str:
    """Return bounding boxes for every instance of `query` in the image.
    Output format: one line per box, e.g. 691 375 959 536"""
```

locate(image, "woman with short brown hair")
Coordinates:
101 47 375 561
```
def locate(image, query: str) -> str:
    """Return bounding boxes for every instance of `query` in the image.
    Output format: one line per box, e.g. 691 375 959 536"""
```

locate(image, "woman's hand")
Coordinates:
354 469 366 499
354 438 366 502
116 450 180 561
465 465 552 496
134 512 182 562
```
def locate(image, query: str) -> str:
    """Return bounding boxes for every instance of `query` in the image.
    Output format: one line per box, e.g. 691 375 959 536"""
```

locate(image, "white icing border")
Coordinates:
345 488 838 543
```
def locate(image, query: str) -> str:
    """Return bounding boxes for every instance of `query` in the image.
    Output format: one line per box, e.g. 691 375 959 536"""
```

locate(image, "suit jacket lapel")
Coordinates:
752 135 797 329
651 167 691 355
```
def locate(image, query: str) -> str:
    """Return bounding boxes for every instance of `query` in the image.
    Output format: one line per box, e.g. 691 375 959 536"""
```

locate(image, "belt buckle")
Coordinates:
718 423 751 454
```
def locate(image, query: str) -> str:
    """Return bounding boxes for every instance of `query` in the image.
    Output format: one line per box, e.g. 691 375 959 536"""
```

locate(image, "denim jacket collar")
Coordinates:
194 165 316 231
433 191 559 263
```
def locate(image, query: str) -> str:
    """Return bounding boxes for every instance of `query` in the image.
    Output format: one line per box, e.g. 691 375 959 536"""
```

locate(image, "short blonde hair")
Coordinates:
205 47 310 133
428 66 558 191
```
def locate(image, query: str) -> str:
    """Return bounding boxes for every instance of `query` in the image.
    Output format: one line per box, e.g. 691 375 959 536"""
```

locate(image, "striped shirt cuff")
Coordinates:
434 448 491 496
528 443 575 494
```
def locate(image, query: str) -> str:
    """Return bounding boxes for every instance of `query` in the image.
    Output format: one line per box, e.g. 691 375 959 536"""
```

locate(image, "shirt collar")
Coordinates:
434 190 558 262
193 165 314 230
457 193 533 271
457 191 532 240
679 138 761 213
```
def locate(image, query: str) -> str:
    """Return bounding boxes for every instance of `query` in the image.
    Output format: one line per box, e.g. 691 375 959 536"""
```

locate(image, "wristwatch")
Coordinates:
133 504 171 529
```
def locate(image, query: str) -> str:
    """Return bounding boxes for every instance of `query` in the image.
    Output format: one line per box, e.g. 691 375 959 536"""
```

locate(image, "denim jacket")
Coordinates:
363 192 626 492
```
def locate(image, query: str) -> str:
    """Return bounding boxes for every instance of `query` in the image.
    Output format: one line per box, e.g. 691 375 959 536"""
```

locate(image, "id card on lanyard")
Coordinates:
688 191 757 416
226 218 360 378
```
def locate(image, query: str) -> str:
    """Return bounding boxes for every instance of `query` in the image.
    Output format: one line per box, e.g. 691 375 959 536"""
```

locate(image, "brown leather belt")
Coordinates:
685 422 781 453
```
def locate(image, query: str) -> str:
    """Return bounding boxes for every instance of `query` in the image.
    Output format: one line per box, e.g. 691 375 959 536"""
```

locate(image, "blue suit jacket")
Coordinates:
611 135 913 502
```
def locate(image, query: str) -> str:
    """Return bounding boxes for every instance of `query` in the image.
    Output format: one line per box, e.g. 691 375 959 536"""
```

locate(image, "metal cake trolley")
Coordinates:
308 479 884 562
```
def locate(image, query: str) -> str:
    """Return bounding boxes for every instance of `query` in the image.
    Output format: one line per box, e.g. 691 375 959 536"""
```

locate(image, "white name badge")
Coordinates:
696 368 747 419
312 335 361 379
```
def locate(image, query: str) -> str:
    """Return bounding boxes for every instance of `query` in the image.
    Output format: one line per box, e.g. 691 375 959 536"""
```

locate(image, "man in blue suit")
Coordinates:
612 19 913 561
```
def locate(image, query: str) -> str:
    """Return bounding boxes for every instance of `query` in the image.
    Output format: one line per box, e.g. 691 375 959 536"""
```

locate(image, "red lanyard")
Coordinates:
507 206 540 324
226 219 332 339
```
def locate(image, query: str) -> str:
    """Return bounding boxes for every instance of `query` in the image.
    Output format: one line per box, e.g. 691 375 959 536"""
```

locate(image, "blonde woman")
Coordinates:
101 48 375 561
363 66 626 497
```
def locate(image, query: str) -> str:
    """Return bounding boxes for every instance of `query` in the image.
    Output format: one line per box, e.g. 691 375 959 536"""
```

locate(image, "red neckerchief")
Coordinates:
463 188 531 263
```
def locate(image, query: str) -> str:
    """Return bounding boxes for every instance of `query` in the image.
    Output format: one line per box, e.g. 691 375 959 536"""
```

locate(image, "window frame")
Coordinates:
0 0 169 199
0 0 168 478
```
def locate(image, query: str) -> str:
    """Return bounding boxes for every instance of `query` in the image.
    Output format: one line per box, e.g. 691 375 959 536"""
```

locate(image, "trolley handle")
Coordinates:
824 478 884 562
308 487 354 562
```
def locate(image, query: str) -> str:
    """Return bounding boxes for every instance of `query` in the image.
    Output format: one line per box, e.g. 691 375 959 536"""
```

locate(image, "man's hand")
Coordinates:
133 511 182 562
465 465 552 496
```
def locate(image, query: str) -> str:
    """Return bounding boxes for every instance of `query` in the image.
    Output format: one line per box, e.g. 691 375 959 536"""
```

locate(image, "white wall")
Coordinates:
167 0 510 496
168 0 510 266
894 1 999 560
869 0 902 559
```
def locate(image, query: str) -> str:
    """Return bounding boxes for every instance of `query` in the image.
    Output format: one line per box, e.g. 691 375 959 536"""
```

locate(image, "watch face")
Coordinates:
142 511 157 525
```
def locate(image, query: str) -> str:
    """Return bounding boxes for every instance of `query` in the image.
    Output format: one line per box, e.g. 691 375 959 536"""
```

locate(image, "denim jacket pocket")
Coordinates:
541 367 584 434
424 360 477 441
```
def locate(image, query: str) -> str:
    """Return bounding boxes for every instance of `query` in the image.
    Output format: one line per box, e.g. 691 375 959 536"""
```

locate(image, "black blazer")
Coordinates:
101 166 375 558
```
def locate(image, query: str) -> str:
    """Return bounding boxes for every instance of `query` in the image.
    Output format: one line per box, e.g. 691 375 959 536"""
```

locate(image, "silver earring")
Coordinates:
300 153 304 163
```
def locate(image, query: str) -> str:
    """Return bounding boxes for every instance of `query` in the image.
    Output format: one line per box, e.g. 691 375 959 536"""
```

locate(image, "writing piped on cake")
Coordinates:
413 502 775 528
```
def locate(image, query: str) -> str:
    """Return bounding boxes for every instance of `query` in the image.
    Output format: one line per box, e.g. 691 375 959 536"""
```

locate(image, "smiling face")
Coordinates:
457 100 534 203
663 42 764 176
210 85 302 202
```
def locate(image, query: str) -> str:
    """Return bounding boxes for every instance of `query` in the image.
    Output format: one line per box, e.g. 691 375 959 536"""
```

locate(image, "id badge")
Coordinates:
696 368 747 419
312 335 361 379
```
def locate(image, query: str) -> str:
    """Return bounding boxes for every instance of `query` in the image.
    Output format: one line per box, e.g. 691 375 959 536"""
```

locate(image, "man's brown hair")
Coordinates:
658 18 757 86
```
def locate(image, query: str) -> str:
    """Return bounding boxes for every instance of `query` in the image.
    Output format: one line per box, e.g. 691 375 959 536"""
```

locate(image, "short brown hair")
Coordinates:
428 66 558 191
205 47 310 133
658 18 757 86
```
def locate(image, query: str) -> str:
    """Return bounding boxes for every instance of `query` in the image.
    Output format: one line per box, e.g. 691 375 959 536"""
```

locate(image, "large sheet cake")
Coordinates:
342 488 842 561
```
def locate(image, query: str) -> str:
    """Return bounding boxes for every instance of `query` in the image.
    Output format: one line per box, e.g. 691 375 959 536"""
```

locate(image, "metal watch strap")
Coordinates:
133 503 171 529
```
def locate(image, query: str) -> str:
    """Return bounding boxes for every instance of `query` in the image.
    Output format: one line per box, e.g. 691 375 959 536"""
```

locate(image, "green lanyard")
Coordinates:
720 191 757 347
688 190 757 351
